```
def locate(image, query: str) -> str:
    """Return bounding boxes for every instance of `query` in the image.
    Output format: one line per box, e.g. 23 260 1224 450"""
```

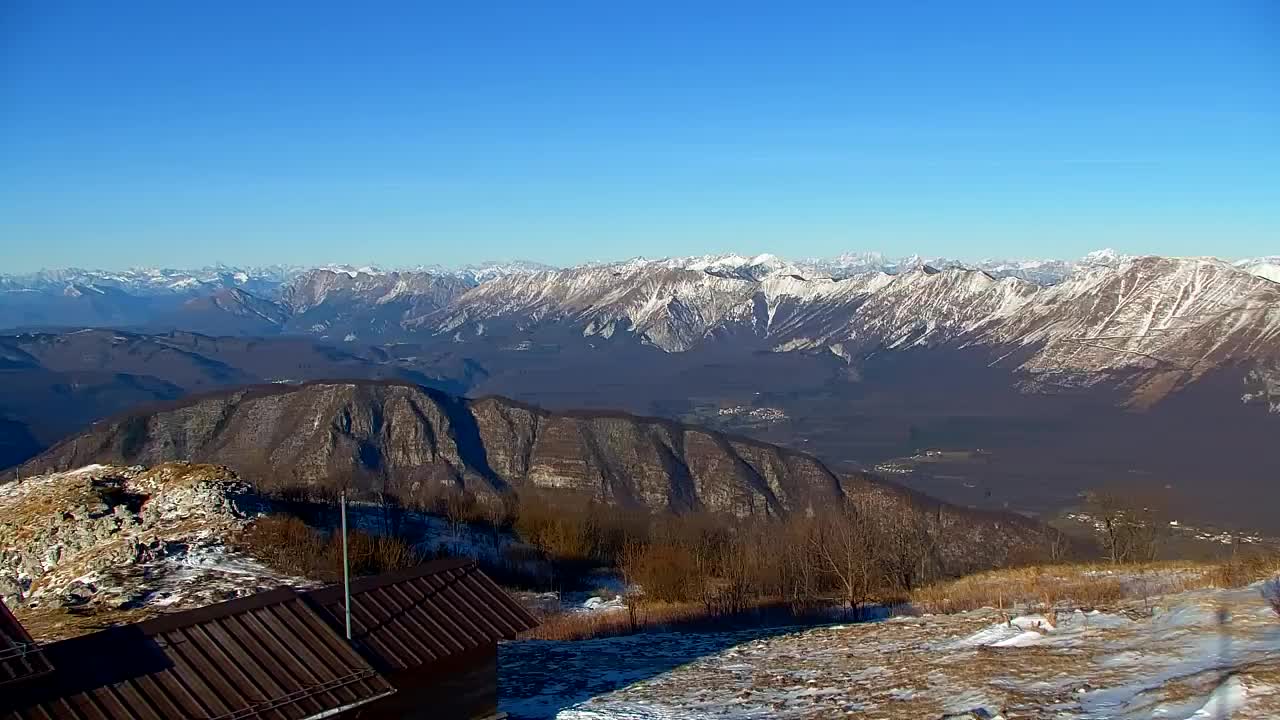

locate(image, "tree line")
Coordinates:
239 453 1178 614
375 480 1062 614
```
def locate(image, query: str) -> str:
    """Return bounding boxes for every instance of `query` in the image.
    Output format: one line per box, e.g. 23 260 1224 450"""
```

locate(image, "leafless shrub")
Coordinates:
1085 490 1170 564
237 514 421 582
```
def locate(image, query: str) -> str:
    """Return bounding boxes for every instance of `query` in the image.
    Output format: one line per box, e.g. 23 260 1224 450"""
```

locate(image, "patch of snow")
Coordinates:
1189 676 1248 718
990 630 1046 648
1 463 312 638
581 595 628 612
501 583 1280 719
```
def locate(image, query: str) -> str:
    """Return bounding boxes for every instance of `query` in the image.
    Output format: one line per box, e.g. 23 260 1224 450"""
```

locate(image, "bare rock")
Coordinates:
0 462 254 611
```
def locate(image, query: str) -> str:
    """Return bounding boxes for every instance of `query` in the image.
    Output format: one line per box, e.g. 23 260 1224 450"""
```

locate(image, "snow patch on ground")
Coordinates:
501 583 1280 719
1 463 312 640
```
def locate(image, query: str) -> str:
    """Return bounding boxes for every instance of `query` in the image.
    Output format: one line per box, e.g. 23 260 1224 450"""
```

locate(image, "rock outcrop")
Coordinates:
0 462 301 636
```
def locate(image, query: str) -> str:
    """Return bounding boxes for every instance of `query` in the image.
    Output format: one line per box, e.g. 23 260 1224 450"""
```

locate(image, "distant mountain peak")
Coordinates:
1081 248 1127 266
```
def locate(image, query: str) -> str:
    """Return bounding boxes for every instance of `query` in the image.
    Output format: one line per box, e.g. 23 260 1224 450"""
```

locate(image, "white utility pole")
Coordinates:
341 490 352 640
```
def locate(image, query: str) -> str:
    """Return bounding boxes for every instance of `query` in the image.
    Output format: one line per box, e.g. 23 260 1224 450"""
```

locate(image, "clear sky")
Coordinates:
2 1 1277 272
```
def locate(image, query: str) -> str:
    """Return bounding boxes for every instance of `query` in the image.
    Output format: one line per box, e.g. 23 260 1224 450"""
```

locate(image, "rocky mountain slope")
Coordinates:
157 287 292 336
449 255 1275 353
5 254 1276 400
12 381 1038 536
419 254 1279 406
992 256 1280 390
279 268 475 340
0 462 308 639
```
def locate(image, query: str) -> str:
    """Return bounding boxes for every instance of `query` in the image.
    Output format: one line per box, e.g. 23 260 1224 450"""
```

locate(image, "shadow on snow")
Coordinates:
499 605 900 720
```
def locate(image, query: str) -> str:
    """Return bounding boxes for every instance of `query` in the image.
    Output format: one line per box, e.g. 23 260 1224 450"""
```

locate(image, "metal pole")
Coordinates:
341 491 352 640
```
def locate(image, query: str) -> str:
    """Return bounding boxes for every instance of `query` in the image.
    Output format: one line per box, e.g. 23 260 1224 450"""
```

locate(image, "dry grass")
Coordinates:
910 557 1280 615
913 565 1130 615
528 555 1280 642
128 462 239 491
914 554 1280 616
1211 552 1280 589
15 605 160 643
1 475 111 543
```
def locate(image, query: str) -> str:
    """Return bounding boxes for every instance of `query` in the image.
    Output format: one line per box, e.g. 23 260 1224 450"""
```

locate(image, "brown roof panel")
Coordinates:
304 558 539 673
1 589 394 720
0 601 53 687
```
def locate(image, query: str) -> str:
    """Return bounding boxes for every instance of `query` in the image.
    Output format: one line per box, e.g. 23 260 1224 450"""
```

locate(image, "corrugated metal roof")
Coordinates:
1 589 394 720
0 601 53 687
304 558 539 672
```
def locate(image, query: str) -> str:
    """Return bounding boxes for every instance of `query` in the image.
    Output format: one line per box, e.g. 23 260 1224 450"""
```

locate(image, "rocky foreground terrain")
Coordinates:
0 462 306 640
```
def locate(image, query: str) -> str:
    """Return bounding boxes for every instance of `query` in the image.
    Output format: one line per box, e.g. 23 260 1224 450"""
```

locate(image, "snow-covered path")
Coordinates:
500 584 1280 719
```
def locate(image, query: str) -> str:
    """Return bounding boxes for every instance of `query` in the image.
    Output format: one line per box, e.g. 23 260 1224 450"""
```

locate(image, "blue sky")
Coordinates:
2 1 1276 271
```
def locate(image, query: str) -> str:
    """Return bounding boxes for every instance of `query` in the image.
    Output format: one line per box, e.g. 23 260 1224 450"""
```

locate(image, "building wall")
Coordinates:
352 644 499 720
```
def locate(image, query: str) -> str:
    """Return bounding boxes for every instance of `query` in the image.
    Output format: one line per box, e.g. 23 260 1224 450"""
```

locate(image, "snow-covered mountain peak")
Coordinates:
1080 248 1130 267
455 260 557 283
319 264 386 278
1235 257 1280 284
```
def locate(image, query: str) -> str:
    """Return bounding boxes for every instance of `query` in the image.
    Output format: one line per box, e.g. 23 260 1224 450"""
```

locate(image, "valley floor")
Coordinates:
499 583 1280 719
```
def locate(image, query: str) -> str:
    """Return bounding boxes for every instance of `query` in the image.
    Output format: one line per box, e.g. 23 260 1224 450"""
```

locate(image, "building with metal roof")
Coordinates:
305 557 538 673
0 559 537 720
1 589 395 720
304 557 539 720
1 601 53 688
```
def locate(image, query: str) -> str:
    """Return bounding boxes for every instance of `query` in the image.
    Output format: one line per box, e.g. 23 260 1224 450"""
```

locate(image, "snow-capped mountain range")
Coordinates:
423 253 1279 395
2 250 1277 409
3 249 1273 297
0 260 557 297
0 265 301 297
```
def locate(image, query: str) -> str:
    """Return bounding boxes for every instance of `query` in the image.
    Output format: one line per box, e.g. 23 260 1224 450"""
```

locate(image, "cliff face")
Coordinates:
17 382 847 518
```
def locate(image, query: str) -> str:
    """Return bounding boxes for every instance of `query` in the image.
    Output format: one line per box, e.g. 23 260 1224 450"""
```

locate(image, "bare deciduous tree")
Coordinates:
809 499 877 613
1087 490 1168 564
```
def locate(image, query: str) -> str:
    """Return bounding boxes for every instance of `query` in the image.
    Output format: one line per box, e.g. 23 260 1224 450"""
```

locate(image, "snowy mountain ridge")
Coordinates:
422 253 1280 406
1236 256 1280 283
3 252 1277 407
0 260 554 298
5 249 1276 297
